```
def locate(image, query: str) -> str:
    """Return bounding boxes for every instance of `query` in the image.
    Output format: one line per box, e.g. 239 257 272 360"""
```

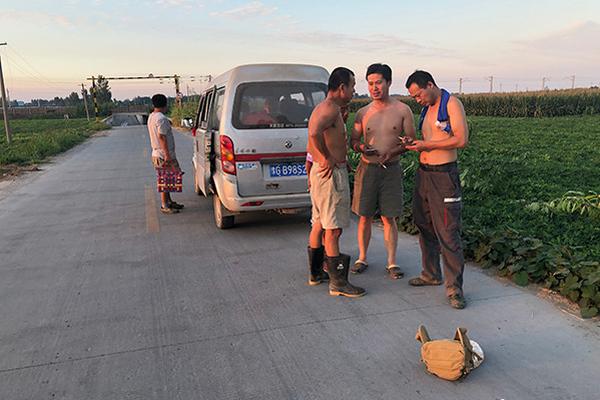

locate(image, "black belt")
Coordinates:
419 161 458 172
361 159 400 167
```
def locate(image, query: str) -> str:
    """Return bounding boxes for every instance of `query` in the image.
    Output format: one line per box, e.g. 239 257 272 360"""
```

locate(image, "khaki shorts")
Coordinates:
310 162 350 229
352 160 403 217
152 157 180 170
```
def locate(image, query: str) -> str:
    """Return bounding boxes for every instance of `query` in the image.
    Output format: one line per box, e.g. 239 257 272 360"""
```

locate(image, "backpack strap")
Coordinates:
454 327 476 370
415 325 431 344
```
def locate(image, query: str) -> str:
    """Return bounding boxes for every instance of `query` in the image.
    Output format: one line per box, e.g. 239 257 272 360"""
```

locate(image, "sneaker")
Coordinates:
160 207 179 214
448 293 466 309
169 202 184 210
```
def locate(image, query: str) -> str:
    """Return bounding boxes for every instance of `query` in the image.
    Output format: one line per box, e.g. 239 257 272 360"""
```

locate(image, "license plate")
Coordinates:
269 162 307 177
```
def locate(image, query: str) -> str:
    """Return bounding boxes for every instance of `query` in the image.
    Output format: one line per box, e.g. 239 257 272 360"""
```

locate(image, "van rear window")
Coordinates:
233 82 327 129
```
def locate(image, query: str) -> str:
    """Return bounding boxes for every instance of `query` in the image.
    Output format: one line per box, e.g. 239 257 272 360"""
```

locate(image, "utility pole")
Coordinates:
0 42 12 144
569 75 575 89
515 83 519 92
487 76 494 93
81 83 90 121
91 76 99 122
499 83 503 92
458 78 463 94
542 77 548 91
174 74 182 108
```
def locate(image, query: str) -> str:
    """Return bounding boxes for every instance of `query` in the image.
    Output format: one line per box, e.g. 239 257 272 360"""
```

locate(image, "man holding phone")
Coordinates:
350 63 416 279
405 70 469 309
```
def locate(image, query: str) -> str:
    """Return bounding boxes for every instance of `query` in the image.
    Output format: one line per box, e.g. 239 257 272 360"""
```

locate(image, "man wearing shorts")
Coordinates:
350 63 416 279
147 94 184 214
306 67 365 298
405 70 469 309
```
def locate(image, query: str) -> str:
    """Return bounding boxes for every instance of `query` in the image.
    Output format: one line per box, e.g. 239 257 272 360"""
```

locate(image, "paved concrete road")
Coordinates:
1 126 599 400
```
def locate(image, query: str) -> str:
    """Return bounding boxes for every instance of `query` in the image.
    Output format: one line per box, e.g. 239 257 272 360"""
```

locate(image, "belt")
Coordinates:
313 161 347 168
360 159 399 167
419 161 458 172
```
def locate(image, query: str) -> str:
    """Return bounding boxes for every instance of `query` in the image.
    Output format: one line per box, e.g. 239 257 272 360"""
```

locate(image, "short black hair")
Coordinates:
366 63 392 82
152 94 168 108
328 67 355 91
405 70 437 89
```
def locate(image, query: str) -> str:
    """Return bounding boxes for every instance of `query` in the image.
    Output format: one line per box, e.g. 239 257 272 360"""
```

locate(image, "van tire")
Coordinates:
213 194 234 229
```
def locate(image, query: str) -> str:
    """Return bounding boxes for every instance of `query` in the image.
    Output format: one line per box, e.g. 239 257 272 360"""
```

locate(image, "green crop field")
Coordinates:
346 113 600 317
0 119 108 168
350 88 600 118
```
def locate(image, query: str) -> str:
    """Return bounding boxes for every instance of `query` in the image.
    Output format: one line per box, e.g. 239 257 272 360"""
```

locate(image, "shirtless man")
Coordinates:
306 67 365 298
350 63 416 279
405 70 469 309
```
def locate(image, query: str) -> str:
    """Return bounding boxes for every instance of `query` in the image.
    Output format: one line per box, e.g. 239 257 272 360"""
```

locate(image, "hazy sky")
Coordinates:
1 0 600 101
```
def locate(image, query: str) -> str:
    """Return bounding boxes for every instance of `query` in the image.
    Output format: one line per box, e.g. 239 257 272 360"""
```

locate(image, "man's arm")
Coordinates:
406 97 468 151
308 107 337 178
350 109 365 153
157 118 173 162
158 135 171 160
403 106 417 141
351 108 378 156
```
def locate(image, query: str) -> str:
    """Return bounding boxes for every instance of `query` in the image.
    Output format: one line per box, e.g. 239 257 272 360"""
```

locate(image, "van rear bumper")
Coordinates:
218 184 311 212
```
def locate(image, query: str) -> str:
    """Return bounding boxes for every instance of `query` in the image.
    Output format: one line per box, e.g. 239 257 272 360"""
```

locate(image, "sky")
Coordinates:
1 0 600 101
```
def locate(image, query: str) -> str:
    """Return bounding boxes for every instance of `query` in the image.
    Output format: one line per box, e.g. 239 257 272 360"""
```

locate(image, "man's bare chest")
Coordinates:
364 110 404 138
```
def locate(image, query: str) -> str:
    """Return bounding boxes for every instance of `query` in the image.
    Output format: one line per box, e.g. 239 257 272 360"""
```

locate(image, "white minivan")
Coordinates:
192 64 329 228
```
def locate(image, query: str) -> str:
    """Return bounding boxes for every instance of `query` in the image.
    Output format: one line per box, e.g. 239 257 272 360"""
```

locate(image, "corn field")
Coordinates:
350 88 600 118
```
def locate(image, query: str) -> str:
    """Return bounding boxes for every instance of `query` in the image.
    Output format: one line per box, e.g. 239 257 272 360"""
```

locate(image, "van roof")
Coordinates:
208 63 329 89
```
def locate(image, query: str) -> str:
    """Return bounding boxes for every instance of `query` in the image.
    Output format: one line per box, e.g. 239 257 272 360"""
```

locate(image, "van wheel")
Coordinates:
213 194 234 229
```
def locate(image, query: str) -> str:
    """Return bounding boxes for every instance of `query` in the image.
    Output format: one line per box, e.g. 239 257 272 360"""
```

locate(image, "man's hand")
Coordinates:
318 158 336 179
363 145 379 156
405 140 430 152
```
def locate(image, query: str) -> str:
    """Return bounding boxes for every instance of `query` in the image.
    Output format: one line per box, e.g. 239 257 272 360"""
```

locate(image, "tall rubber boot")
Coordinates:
307 246 329 286
326 254 366 298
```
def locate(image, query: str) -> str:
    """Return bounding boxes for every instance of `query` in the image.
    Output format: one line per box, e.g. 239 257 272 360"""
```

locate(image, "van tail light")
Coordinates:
220 135 236 175
191 127 197 137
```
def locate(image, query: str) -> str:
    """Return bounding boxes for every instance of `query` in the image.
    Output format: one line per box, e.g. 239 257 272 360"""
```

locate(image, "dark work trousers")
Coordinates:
412 162 464 296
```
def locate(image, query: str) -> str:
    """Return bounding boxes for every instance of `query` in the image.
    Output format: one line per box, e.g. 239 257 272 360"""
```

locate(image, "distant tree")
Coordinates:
66 91 80 106
52 96 65 106
94 75 112 104
29 98 49 106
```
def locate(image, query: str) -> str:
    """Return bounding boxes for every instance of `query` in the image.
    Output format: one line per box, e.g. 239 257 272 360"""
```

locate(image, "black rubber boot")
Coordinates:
308 246 329 286
326 254 366 298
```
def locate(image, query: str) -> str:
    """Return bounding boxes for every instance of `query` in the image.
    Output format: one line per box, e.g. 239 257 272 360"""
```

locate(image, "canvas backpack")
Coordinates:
415 325 482 381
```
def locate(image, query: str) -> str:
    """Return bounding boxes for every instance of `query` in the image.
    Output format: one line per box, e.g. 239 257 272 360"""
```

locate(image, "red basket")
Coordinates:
156 168 183 192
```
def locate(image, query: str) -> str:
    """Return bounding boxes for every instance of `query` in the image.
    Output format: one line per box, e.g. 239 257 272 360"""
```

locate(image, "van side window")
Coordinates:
200 90 214 129
195 94 206 128
208 88 225 130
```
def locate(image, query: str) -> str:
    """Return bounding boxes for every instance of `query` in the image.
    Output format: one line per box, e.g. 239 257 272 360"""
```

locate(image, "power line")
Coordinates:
5 45 57 85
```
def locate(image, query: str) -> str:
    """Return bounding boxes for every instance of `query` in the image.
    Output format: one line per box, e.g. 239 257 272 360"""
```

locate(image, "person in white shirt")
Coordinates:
147 94 184 214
